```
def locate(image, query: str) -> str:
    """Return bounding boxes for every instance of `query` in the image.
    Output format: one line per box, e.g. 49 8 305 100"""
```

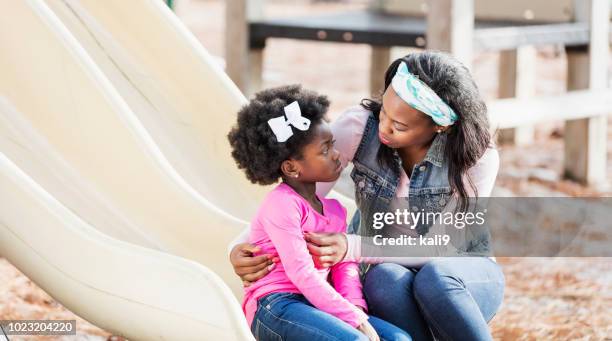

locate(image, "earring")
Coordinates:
294 173 299 178
437 129 442 134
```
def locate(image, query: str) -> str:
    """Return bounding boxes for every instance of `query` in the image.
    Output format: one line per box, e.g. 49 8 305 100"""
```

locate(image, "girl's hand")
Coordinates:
303 232 348 268
357 320 380 341
229 243 278 287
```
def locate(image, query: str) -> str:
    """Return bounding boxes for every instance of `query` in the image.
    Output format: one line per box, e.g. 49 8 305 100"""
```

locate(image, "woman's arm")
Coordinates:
227 228 249 255
464 147 499 198
228 229 278 286
306 232 435 267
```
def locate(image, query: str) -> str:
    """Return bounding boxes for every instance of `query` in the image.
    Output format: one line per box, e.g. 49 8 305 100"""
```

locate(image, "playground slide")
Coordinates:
0 0 250 291
41 0 356 220
0 0 253 339
0 131 252 340
41 0 268 222
0 0 356 338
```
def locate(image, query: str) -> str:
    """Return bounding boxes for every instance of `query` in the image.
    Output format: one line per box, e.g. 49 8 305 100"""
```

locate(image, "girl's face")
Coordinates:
291 122 342 183
378 87 441 149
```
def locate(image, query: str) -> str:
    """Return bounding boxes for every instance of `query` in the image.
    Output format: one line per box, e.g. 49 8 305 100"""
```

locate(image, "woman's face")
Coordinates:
378 87 440 149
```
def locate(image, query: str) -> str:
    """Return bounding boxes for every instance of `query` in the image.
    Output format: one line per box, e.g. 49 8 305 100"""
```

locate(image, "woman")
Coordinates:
229 51 505 341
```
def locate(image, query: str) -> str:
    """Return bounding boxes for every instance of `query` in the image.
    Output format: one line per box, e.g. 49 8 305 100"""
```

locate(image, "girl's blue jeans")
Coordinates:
251 292 412 341
363 257 505 341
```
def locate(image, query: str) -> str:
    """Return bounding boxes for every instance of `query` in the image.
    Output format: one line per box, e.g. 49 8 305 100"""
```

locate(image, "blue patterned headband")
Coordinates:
391 61 458 126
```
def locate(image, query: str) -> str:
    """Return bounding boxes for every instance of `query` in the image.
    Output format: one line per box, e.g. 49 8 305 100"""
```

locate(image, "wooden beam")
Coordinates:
487 89 612 129
249 12 611 52
426 0 474 69
563 0 609 186
498 46 537 146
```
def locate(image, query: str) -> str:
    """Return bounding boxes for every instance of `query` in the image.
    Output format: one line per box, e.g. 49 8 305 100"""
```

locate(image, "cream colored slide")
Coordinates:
0 0 254 339
40 0 269 222
40 0 355 222
0 120 252 340
0 0 355 339
0 0 251 291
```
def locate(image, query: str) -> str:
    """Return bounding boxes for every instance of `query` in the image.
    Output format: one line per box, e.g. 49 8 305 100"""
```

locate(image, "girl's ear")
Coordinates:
280 160 301 178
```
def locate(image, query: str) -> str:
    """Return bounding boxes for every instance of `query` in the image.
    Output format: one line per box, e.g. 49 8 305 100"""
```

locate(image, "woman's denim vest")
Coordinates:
347 113 452 237
346 113 491 263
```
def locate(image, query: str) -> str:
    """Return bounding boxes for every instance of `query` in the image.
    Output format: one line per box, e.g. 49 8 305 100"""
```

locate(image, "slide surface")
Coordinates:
41 0 355 221
0 0 254 339
0 0 356 339
42 0 269 221
0 126 252 340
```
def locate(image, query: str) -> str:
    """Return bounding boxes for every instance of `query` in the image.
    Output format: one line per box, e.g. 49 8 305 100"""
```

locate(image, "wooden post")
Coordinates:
247 49 264 97
426 0 474 70
225 0 248 91
225 0 264 96
563 0 609 185
370 47 391 96
369 1 392 96
498 47 537 145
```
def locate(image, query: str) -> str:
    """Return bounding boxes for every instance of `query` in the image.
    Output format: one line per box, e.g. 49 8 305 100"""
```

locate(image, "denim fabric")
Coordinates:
350 114 452 237
251 292 412 341
348 114 503 340
363 258 505 341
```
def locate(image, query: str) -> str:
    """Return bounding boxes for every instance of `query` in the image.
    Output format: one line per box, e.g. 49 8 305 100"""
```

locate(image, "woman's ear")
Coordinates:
280 160 301 178
436 125 452 134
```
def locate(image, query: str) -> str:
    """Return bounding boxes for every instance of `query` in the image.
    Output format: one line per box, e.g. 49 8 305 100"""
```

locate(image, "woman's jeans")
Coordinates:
363 257 505 341
251 292 412 341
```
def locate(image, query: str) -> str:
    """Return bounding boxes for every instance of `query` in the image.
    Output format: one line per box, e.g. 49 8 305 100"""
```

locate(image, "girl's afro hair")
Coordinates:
227 84 329 185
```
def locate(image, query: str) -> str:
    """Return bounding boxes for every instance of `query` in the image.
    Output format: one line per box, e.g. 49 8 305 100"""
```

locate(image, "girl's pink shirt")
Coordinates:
242 183 368 328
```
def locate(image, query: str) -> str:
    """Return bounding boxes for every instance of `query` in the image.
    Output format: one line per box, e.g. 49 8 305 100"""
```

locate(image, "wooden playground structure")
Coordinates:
225 0 612 187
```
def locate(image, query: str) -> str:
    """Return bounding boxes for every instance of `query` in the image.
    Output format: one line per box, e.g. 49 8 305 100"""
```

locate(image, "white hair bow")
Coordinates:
267 101 311 142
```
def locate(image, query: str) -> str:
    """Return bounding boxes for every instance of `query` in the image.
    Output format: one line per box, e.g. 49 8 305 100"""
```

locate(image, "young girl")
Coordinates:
228 85 410 341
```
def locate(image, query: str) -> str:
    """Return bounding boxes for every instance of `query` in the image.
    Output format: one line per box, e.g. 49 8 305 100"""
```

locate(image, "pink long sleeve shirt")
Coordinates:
242 183 368 328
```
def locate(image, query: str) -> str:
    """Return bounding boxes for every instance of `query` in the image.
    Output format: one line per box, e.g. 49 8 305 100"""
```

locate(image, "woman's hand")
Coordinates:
357 320 380 341
229 243 278 287
303 232 348 268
